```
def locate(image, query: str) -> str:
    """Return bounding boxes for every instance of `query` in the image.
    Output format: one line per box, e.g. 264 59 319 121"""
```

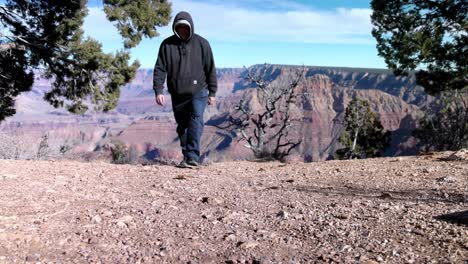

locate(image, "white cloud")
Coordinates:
171 0 374 44
82 1 374 47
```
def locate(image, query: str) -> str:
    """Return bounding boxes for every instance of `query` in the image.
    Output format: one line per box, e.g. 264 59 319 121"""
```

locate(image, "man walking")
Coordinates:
153 11 217 168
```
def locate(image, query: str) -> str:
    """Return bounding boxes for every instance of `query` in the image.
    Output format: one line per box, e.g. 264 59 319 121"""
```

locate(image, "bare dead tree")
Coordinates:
217 65 305 161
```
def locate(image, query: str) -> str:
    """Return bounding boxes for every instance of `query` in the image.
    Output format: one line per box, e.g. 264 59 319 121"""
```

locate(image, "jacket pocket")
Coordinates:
170 77 200 95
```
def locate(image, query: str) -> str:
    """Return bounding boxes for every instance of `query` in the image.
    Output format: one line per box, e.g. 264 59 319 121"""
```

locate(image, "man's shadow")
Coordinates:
435 210 468 226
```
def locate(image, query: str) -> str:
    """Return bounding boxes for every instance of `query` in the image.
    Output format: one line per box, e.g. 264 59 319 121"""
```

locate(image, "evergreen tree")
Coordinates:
36 134 49 160
0 0 171 122
371 0 467 95
335 98 391 159
413 89 468 151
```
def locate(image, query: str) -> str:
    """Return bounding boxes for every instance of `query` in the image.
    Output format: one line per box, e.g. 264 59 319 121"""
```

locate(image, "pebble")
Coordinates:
239 241 259 249
225 234 236 241
25 254 40 262
208 197 224 205
116 221 127 229
92 215 102 224
277 210 289 220
333 213 349 220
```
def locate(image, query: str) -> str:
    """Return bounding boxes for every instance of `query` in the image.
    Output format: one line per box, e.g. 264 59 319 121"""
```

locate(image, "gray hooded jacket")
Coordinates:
153 11 217 97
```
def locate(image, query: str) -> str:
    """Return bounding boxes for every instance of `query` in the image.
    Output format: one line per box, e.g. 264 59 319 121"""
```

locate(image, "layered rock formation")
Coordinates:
0 65 429 162
205 66 423 161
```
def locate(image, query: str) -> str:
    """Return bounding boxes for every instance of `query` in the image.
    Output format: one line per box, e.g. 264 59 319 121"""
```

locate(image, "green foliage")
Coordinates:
111 140 139 164
36 134 49 160
0 47 34 121
413 89 468 151
371 0 467 95
59 139 74 155
0 0 171 121
104 0 171 49
335 98 391 159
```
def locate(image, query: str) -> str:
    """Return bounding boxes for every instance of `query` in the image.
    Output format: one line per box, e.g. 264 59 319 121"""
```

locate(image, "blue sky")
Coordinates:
87 1 384 69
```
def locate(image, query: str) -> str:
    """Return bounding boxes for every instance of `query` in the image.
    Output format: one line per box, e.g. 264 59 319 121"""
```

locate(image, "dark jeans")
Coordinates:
171 88 208 162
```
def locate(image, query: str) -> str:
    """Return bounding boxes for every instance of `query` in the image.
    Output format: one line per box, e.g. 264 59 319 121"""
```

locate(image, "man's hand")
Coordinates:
156 94 165 106
208 96 215 105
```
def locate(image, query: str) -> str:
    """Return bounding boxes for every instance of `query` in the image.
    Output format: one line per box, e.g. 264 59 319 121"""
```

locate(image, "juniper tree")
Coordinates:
371 0 467 152
335 98 391 159
413 89 468 151
0 0 171 122
371 0 467 95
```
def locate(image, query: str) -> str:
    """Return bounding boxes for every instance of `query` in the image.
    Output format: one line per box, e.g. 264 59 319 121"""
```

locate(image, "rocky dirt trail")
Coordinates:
0 152 467 263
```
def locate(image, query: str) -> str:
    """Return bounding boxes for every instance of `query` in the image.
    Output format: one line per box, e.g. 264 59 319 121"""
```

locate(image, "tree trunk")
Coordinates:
351 128 359 155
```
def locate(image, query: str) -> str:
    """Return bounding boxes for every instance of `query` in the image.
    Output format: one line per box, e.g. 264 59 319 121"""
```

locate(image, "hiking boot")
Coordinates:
186 159 199 167
177 160 193 169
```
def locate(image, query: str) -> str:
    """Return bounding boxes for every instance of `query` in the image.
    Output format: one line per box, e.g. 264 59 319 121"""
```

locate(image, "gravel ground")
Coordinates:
0 152 467 263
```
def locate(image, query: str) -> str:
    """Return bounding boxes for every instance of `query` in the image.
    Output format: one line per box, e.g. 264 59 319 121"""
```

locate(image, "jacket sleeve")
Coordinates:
153 43 167 96
203 42 217 97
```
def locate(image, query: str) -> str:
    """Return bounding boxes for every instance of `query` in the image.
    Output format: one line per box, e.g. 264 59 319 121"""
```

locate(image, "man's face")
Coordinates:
176 24 190 41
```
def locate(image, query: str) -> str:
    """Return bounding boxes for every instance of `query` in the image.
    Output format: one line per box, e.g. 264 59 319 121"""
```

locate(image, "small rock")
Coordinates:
412 229 424 236
277 210 289 219
360 255 378 264
2 174 18 179
463 242 468 250
224 234 236 241
201 213 212 220
118 215 133 223
116 221 127 229
341 245 352 252
436 176 455 183
378 203 390 210
206 197 223 205
422 168 431 174
238 241 259 249
149 190 163 197
333 213 349 220
446 149 468 161
168 205 179 210
25 254 39 262
102 210 113 217
92 215 102 224
174 174 191 180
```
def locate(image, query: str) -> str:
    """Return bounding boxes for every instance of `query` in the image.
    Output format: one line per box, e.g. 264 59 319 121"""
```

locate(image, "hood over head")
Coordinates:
173 11 194 41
